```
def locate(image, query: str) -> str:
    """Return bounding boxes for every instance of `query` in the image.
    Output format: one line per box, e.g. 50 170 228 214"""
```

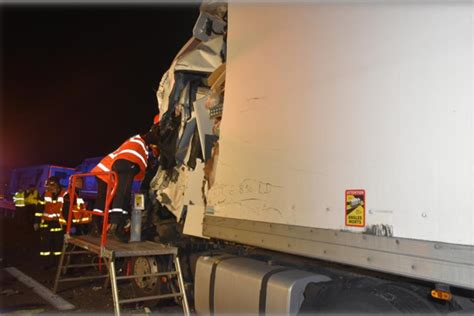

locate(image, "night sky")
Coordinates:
0 4 199 186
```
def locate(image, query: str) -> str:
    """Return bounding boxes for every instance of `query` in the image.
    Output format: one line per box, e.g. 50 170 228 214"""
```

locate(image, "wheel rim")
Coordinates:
133 256 159 292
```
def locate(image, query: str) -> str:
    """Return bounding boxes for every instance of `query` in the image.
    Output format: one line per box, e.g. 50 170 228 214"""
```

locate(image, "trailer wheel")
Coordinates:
299 278 439 314
131 256 159 292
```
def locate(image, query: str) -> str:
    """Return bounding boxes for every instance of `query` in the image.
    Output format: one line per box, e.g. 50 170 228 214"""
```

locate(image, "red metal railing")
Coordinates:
66 172 118 249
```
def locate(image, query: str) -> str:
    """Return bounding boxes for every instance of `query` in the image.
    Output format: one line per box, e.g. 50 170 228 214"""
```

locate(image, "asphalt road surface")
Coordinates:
0 208 183 315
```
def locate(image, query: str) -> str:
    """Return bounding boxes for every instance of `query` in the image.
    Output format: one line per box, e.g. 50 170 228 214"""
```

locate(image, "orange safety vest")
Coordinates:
42 189 67 224
71 196 92 224
91 135 149 183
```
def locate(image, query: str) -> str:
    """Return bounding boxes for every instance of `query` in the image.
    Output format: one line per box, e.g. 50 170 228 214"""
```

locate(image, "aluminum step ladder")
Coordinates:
109 250 190 316
53 235 191 316
53 243 110 291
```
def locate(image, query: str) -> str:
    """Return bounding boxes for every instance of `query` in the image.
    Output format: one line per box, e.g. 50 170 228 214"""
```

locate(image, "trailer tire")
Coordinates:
299 278 439 314
130 256 167 306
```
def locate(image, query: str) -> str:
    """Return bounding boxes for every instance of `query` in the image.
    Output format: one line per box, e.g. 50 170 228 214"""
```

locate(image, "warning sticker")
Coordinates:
345 189 365 227
133 193 145 211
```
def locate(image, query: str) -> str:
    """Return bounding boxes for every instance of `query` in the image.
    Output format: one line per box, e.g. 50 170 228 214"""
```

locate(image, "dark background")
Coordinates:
0 4 199 190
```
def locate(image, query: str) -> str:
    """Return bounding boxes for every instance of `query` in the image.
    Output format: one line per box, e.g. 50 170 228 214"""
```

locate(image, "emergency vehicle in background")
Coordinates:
0 165 75 215
8 165 75 197
2 158 142 212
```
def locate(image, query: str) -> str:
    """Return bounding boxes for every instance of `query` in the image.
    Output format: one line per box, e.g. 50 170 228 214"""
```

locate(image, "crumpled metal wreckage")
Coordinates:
151 1 227 223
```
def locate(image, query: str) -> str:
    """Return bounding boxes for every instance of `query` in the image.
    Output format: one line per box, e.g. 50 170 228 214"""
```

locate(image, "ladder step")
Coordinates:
116 271 178 280
64 251 91 255
119 293 182 304
58 274 109 282
64 263 101 268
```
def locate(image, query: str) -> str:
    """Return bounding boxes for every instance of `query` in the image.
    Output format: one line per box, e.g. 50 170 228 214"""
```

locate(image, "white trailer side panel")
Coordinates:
207 2 474 246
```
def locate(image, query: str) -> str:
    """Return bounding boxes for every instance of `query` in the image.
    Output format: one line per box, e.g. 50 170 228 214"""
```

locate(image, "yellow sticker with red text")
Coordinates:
345 190 365 227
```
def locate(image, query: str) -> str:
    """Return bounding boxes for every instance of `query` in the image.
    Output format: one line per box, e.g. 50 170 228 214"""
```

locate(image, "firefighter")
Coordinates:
35 176 67 263
24 185 40 226
13 189 25 208
63 177 91 235
13 188 29 234
91 123 160 241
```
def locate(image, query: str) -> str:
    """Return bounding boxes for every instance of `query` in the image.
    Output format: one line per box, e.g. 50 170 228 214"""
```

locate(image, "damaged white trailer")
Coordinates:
148 1 474 314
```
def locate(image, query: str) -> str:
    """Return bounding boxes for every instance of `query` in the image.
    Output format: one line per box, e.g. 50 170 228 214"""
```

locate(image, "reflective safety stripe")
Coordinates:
50 228 63 232
44 197 53 202
59 219 66 224
116 149 147 166
93 209 104 213
38 200 46 205
40 252 51 256
109 208 128 214
73 217 91 223
44 213 60 218
97 163 110 172
76 198 85 204
129 138 148 154
35 212 44 217
57 197 64 203
15 203 26 207
40 224 49 228
53 252 62 256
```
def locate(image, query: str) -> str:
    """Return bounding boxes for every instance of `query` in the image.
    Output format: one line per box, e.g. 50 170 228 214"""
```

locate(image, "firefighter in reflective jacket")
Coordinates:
91 123 160 241
63 177 91 235
35 176 67 258
13 190 25 208
24 185 40 226
25 185 40 206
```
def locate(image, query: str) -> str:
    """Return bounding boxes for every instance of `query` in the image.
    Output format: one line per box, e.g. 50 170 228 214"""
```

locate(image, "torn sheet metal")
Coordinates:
177 82 191 123
174 36 224 74
167 72 205 115
158 111 181 170
157 70 172 114
151 166 188 221
183 165 208 237
194 94 216 161
151 2 227 223
193 11 227 42
176 117 197 165
184 162 206 207
183 204 210 238
156 37 201 114
203 141 219 189
187 122 203 170
193 1 227 41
